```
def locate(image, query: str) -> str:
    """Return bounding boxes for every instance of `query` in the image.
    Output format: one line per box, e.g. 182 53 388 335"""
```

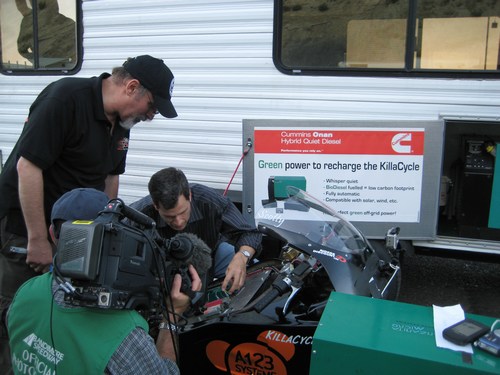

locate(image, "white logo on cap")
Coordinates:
170 78 175 97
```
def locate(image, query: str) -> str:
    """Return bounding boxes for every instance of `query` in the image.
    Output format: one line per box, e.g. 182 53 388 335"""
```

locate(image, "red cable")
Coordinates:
223 141 252 196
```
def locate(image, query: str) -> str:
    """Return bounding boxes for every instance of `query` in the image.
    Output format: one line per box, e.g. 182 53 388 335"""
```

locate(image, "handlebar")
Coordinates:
254 279 290 313
253 261 313 313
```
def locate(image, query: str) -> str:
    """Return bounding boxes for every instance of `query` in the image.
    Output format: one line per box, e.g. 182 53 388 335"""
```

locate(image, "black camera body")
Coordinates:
54 199 190 311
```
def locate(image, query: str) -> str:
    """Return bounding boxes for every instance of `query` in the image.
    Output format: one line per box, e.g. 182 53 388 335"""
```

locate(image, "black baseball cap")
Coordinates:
122 55 177 118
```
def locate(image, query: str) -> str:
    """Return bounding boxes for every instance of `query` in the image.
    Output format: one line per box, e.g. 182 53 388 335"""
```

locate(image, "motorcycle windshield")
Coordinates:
255 187 368 255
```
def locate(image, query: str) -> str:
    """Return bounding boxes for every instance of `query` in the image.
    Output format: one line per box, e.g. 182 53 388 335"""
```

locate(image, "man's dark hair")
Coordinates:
148 167 190 209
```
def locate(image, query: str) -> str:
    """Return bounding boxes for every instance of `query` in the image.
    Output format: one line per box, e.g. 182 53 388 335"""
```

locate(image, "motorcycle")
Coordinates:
177 187 403 374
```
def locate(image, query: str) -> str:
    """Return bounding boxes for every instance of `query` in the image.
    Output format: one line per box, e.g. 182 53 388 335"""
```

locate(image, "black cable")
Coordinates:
52 252 79 299
148 236 182 362
50 278 61 375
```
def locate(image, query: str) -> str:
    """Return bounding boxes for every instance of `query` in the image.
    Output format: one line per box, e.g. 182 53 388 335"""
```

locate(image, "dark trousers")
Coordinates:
0 216 37 375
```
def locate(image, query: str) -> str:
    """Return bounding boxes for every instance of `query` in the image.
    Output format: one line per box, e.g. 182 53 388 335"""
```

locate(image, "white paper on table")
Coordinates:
433 304 473 354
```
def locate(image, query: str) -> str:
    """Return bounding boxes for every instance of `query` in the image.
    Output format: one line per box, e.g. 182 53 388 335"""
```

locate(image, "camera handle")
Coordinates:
178 265 204 305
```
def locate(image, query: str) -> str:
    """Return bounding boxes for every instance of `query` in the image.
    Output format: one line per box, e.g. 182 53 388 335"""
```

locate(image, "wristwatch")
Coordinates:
239 250 251 263
159 321 178 332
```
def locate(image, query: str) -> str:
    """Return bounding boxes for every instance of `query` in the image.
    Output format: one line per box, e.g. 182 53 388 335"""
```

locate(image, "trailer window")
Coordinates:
0 0 81 74
274 0 500 78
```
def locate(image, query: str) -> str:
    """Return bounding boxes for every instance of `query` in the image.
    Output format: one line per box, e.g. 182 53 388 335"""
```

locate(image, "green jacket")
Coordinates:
8 273 149 374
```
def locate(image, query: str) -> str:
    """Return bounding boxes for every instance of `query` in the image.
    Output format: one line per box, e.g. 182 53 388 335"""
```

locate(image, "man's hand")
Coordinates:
170 264 202 315
158 265 201 361
221 252 248 294
26 237 53 273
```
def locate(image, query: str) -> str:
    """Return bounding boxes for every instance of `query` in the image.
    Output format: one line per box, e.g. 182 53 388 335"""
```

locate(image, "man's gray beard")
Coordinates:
119 118 138 130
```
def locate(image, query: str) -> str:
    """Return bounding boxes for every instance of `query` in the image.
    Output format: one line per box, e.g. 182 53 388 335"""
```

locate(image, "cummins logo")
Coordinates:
391 133 412 153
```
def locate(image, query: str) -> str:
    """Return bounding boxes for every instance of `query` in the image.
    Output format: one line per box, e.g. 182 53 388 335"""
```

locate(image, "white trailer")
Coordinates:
1 0 500 254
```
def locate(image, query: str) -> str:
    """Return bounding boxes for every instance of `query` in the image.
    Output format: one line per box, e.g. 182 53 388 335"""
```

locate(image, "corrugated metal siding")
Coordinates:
1 0 500 204
79 0 278 203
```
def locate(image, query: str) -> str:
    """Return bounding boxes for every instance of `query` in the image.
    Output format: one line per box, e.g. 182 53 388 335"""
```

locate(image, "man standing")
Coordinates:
130 167 262 295
0 55 177 373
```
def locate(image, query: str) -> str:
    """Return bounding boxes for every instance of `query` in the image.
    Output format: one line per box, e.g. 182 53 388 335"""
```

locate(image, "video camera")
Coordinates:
53 199 196 311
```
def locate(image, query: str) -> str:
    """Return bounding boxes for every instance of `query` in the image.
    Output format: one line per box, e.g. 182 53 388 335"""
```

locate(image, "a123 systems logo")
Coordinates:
391 133 412 154
206 329 312 374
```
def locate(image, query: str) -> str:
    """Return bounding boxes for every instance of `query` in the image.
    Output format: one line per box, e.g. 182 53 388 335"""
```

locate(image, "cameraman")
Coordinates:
130 167 262 294
6 188 200 375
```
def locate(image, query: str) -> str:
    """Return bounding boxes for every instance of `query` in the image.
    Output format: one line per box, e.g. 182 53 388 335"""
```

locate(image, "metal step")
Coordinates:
413 236 500 255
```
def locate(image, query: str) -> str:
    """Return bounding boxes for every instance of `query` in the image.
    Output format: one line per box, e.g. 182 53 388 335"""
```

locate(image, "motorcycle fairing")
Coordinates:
256 188 398 298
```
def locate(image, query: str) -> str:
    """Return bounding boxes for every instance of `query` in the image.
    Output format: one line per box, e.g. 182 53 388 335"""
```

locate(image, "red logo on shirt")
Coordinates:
117 138 129 151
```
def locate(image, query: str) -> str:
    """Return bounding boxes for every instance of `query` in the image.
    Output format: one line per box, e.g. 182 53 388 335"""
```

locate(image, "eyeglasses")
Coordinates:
145 90 159 115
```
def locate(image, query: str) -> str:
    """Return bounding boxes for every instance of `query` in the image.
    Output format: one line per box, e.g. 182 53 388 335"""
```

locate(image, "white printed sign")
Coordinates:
253 127 425 223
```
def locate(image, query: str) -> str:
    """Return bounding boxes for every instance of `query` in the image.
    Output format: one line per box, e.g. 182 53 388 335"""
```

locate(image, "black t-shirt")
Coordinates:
0 73 129 235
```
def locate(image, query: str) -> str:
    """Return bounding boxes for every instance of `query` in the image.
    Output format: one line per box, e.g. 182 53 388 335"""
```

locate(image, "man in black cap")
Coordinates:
0 55 177 373
122 55 177 120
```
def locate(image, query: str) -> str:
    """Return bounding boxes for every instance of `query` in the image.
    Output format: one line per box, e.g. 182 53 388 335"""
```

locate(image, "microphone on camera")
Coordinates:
168 232 213 276
167 233 213 307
